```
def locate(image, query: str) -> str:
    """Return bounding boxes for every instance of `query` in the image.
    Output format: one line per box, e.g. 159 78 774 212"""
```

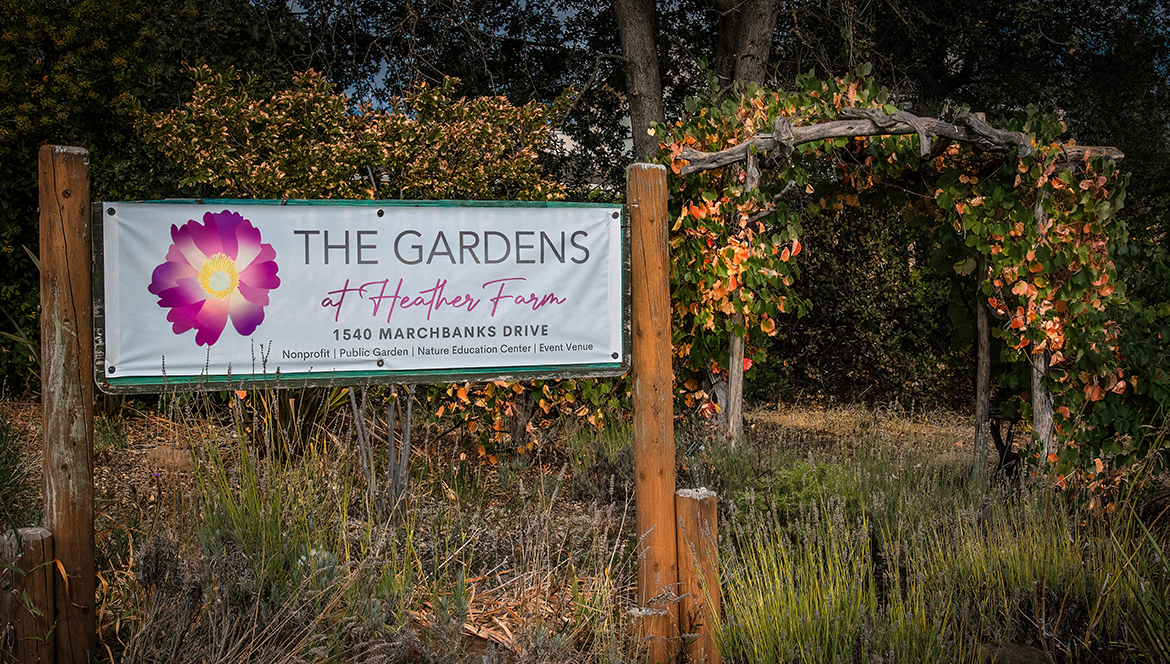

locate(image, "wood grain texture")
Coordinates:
39 144 96 662
627 163 679 663
676 490 720 664
2 528 55 663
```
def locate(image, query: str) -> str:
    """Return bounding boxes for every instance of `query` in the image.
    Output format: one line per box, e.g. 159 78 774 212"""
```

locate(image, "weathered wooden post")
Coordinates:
39 144 96 661
628 163 679 662
676 488 720 664
2 528 55 663
974 254 990 479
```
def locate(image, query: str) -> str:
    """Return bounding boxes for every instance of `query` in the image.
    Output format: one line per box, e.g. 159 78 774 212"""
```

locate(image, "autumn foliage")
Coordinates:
138 66 566 202
659 67 1136 471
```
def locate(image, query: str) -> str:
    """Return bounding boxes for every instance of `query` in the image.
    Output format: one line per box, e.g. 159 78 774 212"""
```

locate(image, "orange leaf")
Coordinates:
1085 384 1105 402
743 358 753 371
781 247 791 261
792 238 802 256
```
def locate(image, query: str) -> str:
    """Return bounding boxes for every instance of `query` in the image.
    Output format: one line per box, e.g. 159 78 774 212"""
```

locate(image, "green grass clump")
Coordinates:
712 411 1168 663
719 496 964 664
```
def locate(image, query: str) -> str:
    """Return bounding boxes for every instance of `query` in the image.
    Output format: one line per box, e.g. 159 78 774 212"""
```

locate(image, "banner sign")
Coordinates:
95 200 628 392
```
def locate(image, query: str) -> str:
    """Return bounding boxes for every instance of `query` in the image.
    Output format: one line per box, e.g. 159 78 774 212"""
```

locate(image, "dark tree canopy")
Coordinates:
0 0 310 388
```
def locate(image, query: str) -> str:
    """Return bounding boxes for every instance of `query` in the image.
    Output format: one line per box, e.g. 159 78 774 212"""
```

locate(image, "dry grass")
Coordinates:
6 398 1162 663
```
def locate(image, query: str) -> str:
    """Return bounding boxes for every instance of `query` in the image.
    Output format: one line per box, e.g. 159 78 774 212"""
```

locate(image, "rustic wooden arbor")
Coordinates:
674 108 1121 464
625 108 1122 661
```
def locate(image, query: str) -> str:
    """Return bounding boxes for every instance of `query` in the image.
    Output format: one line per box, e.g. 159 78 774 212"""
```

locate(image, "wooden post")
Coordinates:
2 528 55 663
974 254 990 479
676 489 720 664
727 314 744 448
39 145 96 661
628 163 679 662
723 149 758 449
1031 196 1055 462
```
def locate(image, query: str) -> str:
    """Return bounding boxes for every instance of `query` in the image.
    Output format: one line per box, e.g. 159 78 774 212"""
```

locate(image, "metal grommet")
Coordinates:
377 209 385 217
377 359 385 367
107 366 116 374
107 207 116 216
611 211 619 219
611 352 619 359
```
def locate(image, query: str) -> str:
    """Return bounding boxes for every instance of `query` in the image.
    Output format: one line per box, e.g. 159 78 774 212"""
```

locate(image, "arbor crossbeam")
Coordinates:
678 107 1124 175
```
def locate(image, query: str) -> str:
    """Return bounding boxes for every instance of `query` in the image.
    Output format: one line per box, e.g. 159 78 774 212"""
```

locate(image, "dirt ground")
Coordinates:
4 400 198 538
5 399 974 521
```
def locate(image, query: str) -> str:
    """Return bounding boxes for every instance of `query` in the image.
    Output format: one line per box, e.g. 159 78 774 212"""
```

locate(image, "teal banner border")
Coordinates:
93 199 631 394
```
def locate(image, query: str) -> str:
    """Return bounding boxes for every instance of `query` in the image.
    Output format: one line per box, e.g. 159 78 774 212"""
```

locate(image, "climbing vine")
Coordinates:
660 66 1138 472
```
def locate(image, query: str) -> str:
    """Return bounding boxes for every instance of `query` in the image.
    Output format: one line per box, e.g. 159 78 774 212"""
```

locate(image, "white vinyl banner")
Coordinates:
98 201 627 390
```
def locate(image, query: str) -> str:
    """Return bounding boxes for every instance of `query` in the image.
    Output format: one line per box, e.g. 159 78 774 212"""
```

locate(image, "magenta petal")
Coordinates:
156 278 207 309
190 212 227 258
211 211 241 259
229 296 265 336
170 223 207 269
238 241 275 273
148 260 196 294
193 299 230 346
234 220 263 266
165 301 204 334
239 259 280 290
236 281 270 307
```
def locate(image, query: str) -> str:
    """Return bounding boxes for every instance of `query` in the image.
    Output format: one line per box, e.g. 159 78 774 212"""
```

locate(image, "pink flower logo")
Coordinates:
148 210 280 346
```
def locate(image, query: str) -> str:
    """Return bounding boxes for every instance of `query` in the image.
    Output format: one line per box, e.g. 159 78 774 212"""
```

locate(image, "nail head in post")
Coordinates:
107 207 116 216
377 209 384 217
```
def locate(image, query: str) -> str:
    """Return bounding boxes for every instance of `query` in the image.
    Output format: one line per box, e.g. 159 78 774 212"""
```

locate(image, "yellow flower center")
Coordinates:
198 253 240 299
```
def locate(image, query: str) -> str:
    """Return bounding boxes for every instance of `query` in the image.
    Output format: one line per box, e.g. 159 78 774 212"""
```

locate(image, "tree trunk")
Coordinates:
713 0 782 86
974 254 990 479
613 0 666 160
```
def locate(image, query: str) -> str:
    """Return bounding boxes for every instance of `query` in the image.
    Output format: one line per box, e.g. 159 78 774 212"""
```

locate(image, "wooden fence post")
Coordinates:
2 528 55 663
39 144 96 662
628 163 679 662
676 489 720 664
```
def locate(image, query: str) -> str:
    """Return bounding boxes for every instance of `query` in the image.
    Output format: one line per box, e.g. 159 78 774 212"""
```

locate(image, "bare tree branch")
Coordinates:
676 108 1125 176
